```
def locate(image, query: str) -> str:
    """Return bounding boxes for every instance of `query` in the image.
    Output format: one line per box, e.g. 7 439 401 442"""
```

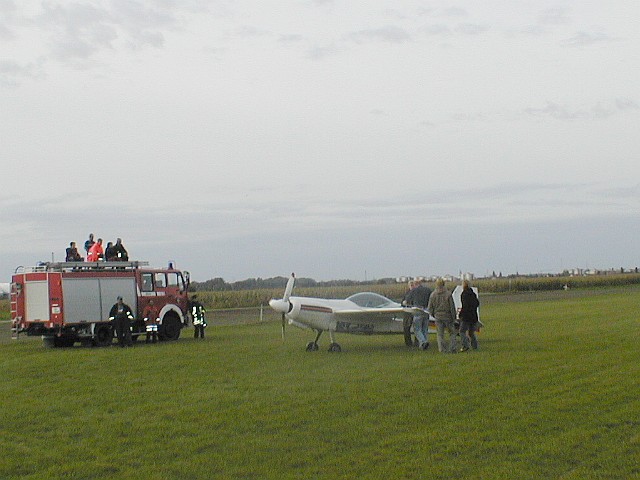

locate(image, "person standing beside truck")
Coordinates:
190 295 207 339
109 296 134 347
142 300 159 344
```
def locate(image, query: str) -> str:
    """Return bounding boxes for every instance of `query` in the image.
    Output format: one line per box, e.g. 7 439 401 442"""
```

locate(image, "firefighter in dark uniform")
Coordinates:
190 295 207 339
109 296 134 347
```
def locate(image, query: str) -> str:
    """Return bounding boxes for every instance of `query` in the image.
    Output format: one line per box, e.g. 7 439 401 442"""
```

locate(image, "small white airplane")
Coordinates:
269 273 480 352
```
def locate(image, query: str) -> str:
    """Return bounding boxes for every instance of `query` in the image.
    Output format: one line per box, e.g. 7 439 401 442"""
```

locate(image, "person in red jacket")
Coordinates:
87 238 104 261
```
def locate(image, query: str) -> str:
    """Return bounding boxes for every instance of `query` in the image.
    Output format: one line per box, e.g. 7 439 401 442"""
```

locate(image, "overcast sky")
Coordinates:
1 1 638 282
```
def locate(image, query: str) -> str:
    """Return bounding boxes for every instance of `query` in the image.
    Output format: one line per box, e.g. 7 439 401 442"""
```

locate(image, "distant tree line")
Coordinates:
189 276 398 292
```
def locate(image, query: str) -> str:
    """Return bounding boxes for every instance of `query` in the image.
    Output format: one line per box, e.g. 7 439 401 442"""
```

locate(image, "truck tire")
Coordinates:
94 324 113 347
159 313 181 341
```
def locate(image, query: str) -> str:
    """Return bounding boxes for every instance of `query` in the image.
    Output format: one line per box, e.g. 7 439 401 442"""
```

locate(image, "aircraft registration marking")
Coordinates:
336 321 374 333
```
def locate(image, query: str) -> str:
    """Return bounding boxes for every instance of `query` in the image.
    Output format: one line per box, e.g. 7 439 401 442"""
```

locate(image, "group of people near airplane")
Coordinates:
65 233 129 262
402 278 480 353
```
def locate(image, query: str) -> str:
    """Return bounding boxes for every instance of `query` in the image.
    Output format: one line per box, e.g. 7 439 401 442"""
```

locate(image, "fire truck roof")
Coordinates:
17 261 151 273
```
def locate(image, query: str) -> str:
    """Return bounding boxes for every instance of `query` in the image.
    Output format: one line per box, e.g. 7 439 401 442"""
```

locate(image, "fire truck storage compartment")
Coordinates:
25 280 51 322
62 277 137 323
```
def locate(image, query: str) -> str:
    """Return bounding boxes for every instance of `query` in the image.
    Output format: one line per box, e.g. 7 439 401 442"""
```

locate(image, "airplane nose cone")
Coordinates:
269 299 289 313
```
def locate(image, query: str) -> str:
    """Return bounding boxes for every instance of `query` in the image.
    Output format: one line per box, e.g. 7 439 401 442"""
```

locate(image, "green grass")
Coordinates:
1 290 639 479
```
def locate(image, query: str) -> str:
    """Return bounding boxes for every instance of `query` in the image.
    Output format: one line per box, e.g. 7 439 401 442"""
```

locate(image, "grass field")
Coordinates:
1 289 638 479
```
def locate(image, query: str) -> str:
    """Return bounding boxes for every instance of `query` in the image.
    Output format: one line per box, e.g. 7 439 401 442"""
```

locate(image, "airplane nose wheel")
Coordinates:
306 330 323 352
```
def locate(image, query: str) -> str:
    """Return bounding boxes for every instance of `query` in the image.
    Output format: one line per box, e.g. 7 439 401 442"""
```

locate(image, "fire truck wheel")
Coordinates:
159 314 181 341
94 324 114 347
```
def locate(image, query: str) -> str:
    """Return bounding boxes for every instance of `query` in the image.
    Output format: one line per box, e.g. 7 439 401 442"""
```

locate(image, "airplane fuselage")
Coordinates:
286 296 408 334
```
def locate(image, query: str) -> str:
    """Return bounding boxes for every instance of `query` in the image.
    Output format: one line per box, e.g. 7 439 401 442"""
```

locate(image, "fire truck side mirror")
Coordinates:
184 271 190 289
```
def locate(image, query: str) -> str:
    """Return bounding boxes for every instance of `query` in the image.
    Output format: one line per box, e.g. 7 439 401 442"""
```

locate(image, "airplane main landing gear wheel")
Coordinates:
306 341 319 351
328 343 341 353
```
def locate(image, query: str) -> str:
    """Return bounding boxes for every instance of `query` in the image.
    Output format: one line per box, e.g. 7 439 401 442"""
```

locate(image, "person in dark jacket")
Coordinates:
104 242 117 261
404 279 432 350
401 280 418 346
65 242 83 261
458 280 480 351
190 295 207 339
84 233 95 256
109 296 134 347
113 238 129 261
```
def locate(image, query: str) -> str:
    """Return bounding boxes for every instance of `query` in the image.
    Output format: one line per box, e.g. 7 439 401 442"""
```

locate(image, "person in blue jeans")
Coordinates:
403 279 432 350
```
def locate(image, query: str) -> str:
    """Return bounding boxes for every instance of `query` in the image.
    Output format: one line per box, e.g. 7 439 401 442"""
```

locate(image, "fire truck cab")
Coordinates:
11 261 191 347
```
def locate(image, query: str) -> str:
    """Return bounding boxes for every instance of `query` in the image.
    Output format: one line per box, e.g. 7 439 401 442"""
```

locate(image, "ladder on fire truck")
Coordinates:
10 288 19 340
24 261 150 272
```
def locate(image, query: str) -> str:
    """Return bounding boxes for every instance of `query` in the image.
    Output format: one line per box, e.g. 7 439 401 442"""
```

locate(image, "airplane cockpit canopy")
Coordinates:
347 292 397 308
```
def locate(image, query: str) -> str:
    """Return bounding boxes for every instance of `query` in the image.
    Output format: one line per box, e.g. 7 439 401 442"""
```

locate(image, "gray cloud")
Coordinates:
537 8 571 26
345 26 412 44
524 99 638 120
561 31 616 47
0 59 45 86
420 24 451 36
2 1 203 68
306 42 341 60
0 0 18 39
440 7 468 18
37 3 115 60
278 33 304 44
455 23 489 35
0 22 13 40
235 25 272 39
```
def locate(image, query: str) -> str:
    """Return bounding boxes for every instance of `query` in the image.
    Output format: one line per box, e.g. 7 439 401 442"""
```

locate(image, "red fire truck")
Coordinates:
11 261 191 347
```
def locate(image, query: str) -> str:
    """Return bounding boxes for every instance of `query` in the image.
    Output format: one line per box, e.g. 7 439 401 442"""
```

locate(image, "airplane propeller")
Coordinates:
268 273 295 341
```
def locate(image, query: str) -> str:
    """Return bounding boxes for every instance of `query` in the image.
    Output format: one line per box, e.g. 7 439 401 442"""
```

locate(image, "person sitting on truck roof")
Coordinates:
65 242 84 262
84 233 95 256
87 238 104 262
113 238 129 261
104 241 117 261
